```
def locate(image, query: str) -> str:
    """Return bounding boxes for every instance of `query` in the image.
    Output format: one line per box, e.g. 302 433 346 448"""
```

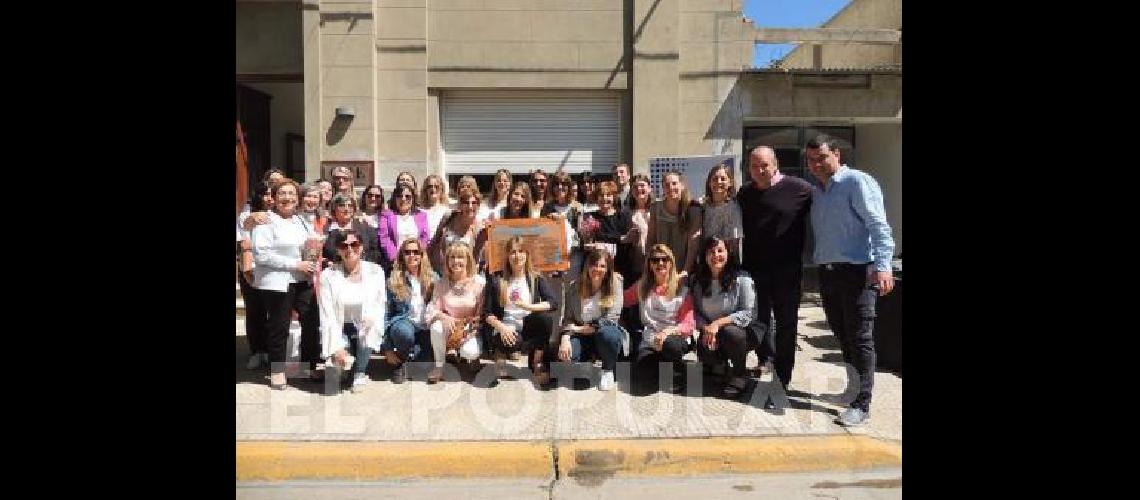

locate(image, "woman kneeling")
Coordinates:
692 237 757 399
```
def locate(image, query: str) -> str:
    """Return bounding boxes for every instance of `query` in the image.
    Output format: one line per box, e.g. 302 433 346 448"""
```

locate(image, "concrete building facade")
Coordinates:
235 0 901 254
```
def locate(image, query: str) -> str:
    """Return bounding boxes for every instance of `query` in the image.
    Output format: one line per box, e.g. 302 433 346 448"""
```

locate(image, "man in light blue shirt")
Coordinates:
807 135 895 427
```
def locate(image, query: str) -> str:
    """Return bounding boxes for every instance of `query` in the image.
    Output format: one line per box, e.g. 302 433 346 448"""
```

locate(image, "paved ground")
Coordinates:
235 303 901 443
236 468 902 499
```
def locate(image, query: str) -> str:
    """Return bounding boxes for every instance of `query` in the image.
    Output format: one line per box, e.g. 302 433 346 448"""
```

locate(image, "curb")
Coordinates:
558 435 900 478
236 435 900 481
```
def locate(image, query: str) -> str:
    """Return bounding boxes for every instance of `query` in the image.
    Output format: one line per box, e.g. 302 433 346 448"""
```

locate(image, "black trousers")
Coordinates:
749 262 803 388
491 311 557 360
695 324 754 377
261 281 321 373
238 270 268 355
819 263 878 410
636 335 690 372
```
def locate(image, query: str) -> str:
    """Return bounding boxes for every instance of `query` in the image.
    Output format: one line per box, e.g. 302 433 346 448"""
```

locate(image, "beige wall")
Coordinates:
237 2 303 74
318 1 376 172
741 73 901 119
244 82 306 171
854 123 901 255
676 1 752 168
425 0 627 90
376 0 429 189
780 0 901 69
290 0 753 181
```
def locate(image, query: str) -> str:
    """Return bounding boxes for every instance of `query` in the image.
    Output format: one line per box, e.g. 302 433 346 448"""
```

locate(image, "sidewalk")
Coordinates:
235 303 901 479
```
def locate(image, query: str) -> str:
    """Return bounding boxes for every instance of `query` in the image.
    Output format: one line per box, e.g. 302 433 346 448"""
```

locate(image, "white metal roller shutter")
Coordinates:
441 90 620 175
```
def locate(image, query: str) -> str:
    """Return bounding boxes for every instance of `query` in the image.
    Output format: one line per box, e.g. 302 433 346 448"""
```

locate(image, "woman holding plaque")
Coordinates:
482 236 559 383
425 241 486 384
541 172 585 279
251 179 322 390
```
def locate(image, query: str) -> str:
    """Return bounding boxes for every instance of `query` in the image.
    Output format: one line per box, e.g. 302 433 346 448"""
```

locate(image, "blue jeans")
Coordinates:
382 318 429 362
342 323 371 376
568 324 624 371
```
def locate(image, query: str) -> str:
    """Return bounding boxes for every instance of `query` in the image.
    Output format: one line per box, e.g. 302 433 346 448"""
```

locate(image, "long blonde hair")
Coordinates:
388 237 435 302
443 240 477 283
499 236 537 304
640 244 681 300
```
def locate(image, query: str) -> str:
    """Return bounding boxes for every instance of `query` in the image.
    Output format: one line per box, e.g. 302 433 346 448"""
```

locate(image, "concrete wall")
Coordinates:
780 0 901 69
854 123 901 255
292 0 751 182
740 72 901 119
318 0 376 173
244 82 306 171
425 0 627 90
376 0 429 188
676 0 752 168
237 2 304 74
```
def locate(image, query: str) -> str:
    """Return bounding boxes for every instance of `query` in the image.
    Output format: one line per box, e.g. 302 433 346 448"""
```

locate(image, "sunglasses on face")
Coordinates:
398 194 413 200
650 257 670 264
337 241 362 250
402 249 422 256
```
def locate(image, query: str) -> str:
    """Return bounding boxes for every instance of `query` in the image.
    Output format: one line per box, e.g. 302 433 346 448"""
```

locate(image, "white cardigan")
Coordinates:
318 261 388 358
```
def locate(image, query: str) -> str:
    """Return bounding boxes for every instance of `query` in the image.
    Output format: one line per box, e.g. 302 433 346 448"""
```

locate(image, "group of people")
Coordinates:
235 134 895 427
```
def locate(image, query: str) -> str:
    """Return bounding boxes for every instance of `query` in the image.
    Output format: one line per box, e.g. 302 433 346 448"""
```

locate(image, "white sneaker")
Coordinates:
246 354 263 370
598 370 615 391
351 373 369 393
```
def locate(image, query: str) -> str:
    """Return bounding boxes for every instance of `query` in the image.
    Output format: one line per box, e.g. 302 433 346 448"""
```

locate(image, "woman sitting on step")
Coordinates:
691 236 758 400
317 228 388 393
482 236 558 385
553 247 626 391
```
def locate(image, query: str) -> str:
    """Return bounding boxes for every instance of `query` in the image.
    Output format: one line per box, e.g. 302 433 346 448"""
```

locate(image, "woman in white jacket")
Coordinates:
252 179 322 390
319 228 387 393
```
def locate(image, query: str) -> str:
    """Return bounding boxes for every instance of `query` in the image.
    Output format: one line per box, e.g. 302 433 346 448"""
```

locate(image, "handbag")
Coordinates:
446 317 477 351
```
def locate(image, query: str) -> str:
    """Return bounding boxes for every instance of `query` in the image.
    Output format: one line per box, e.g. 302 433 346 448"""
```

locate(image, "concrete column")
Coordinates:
302 0 322 181
631 0 680 172
375 0 428 190
315 0 377 173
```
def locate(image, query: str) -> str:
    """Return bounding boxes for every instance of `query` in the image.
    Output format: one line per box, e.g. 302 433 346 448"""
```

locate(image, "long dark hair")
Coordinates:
251 181 273 211
693 236 741 297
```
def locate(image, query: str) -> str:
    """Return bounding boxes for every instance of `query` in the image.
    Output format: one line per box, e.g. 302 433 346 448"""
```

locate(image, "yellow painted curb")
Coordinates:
236 441 553 480
557 436 901 477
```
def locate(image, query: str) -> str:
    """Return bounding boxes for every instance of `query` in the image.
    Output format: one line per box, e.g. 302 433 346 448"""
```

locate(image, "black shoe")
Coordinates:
391 364 407 384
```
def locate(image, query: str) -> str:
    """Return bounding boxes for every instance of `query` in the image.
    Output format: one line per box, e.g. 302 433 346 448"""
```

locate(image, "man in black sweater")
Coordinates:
737 146 813 396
